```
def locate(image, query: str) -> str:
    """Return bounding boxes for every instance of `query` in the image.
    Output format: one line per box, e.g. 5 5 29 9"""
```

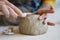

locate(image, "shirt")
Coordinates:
8 0 42 13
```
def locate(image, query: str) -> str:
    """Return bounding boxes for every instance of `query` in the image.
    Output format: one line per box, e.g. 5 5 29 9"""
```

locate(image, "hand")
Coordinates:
0 0 26 18
35 3 54 15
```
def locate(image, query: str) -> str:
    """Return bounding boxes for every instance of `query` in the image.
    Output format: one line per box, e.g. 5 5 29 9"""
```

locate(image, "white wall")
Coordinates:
47 0 60 23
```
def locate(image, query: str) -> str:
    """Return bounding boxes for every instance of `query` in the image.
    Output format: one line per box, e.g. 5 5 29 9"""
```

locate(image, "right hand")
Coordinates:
0 0 27 18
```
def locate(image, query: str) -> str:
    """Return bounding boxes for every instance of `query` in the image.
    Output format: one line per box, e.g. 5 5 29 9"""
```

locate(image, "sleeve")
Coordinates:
42 0 55 9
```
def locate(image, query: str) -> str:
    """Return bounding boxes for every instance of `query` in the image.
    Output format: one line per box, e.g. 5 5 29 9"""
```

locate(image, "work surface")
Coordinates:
0 24 60 40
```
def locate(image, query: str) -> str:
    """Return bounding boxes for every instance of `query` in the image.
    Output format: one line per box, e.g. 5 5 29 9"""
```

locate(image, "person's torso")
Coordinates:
8 0 42 13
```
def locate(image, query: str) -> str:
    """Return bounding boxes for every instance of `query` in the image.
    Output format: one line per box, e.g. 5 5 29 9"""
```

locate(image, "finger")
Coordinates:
47 22 55 26
0 1 5 15
1 4 10 18
40 13 47 19
4 0 24 17
7 6 18 18
37 13 47 20
0 0 7 1
34 10 43 15
0 1 5 10
0 4 2 11
42 17 47 25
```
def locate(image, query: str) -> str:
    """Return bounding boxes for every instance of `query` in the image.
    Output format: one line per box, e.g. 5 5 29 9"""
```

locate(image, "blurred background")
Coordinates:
47 0 60 24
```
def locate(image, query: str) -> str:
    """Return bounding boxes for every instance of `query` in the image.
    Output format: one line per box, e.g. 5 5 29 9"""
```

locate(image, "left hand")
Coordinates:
35 3 54 15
